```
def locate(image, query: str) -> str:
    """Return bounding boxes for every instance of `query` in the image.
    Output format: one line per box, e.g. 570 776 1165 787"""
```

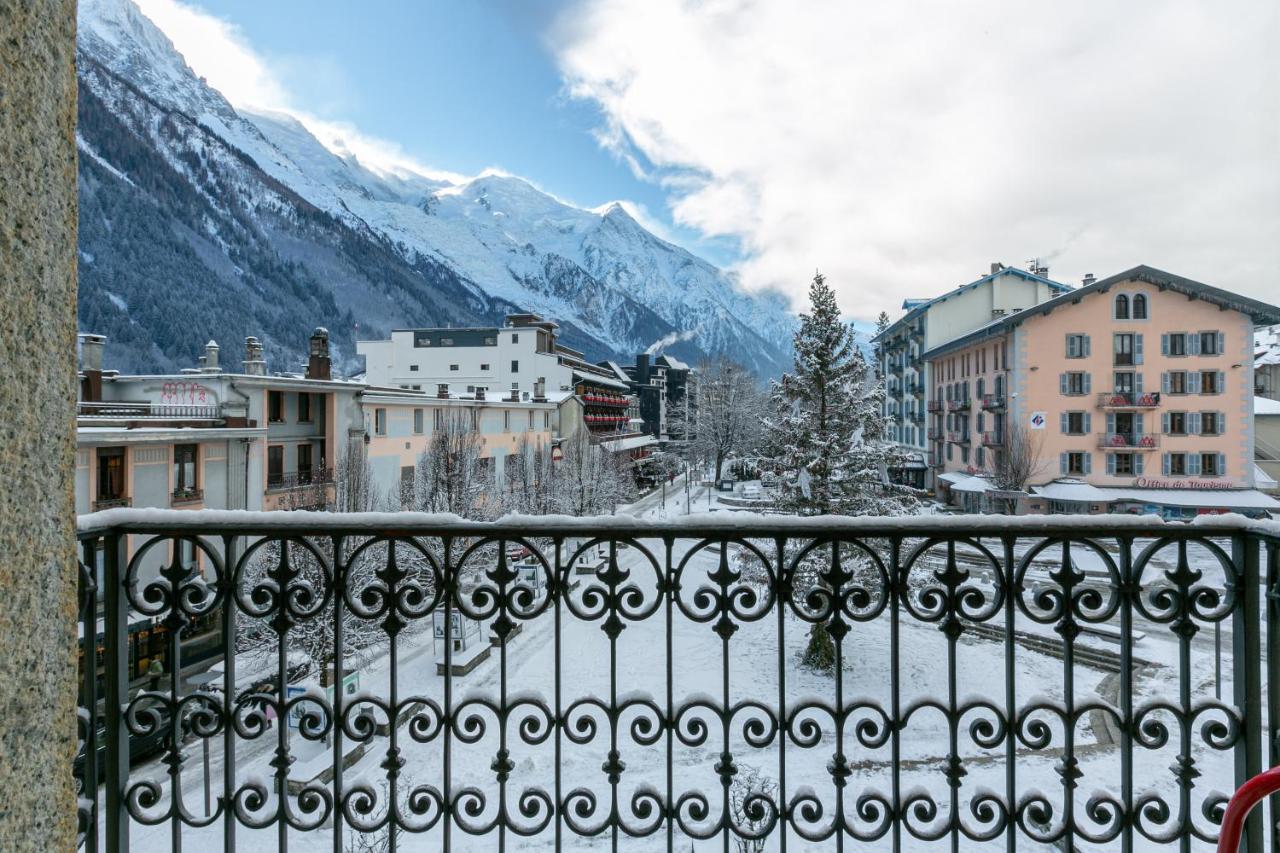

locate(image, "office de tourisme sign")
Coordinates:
1131 478 1234 490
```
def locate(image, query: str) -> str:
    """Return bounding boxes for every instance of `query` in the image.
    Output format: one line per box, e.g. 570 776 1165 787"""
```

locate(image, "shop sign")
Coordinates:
1132 477 1233 490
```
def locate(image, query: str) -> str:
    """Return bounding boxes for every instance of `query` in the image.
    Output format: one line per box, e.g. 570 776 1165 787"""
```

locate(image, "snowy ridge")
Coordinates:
76 0 795 375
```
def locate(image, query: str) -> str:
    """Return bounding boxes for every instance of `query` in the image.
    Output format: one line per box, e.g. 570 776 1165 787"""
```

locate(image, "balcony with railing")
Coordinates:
72 511 1280 852
927 399 944 413
947 398 971 412
1097 391 1162 409
1098 432 1161 450
78 401 222 421
946 430 969 443
266 466 335 491
981 431 1003 447
981 394 1006 411
927 426 944 440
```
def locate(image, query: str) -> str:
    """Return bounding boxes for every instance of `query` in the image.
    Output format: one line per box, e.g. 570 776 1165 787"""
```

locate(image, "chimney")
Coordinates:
533 378 546 401
306 327 331 380
475 387 486 401
990 262 1005 274
201 340 221 373
1082 273 1096 286
636 353 650 384
437 383 450 399
243 336 266 376
79 333 106 402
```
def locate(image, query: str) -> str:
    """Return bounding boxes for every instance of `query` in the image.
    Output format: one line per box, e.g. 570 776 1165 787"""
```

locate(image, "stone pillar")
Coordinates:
0 0 79 850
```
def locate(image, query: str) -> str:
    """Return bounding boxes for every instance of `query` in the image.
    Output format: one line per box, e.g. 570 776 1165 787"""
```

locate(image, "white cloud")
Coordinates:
551 0 1280 318
131 0 466 181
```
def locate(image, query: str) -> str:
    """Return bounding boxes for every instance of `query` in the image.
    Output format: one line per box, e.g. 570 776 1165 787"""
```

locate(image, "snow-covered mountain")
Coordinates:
74 0 794 375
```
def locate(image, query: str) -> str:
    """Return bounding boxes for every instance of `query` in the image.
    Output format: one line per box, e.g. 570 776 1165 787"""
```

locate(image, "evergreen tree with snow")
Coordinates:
764 272 921 669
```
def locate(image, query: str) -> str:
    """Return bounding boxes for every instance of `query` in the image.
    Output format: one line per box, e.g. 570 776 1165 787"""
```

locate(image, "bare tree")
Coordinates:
671 356 764 480
988 417 1046 513
729 764 779 853
554 427 636 516
499 432 556 516
412 408 492 519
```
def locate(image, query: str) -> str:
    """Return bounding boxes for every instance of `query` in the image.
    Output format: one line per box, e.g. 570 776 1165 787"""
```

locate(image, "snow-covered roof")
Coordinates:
659 354 690 371
1255 326 1280 366
1255 396 1280 416
599 434 657 453
936 471 969 485
77 426 266 445
1254 465 1278 491
571 367 630 391
1032 479 1112 503
950 475 993 494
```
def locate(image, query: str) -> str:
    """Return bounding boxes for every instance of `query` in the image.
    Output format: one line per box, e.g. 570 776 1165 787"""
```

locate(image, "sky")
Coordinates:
133 0 1278 320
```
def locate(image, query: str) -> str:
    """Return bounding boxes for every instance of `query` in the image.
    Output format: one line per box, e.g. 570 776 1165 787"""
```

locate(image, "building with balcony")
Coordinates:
874 262 1071 488
925 266 1280 518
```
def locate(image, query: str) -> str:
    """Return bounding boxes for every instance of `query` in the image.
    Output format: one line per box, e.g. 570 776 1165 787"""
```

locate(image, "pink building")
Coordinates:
925 266 1280 518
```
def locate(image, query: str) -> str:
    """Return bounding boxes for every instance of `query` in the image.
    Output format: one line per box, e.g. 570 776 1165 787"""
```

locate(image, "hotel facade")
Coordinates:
922 266 1280 518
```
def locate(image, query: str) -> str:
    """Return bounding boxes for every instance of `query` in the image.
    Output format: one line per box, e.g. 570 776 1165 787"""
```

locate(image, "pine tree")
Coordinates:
764 272 921 669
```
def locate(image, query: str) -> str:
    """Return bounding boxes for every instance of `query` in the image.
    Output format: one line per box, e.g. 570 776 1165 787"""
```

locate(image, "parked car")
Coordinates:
74 707 172 784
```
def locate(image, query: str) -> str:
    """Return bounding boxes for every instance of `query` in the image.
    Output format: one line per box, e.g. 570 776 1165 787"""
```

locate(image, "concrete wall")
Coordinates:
0 0 79 846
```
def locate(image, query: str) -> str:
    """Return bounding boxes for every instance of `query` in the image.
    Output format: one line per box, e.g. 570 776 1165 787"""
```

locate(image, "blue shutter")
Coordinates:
1162 372 1170 393
1161 333 1169 355
1084 453 1092 475
1084 412 1092 433
1189 454 1202 475
1083 335 1091 357
1060 453 1067 475
1188 372 1201 394
1217 371 1225 393
1060 373 1068 395
1218 411 1226 434
1162 453 1170 475
1135 454 1144 475
1106 454 1116 475
1083 373 1092 394
1135 334 1144 365
1189 412 1201 434
1216 332 1225 355
1189 334 1201 356
1136 373 1144 394
1218 453 1226 476
1060 412 1069 434
1106 413 1116 434
1135 415 1144 435
1162 412 1170 434
1066 335 1077 358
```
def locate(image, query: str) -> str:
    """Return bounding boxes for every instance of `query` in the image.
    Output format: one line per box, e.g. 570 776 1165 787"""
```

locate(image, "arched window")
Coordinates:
1132 293 1148 319
1114 294 1130 319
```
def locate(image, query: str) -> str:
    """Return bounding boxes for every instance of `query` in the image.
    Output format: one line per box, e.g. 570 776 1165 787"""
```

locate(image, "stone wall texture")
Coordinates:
0 0 80 849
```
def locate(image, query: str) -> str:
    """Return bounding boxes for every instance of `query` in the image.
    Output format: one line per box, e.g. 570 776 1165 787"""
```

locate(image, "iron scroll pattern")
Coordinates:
74 517 1277 852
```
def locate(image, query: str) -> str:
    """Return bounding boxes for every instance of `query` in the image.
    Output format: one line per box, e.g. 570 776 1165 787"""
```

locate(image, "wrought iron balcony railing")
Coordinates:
1098 432 1162 450
947 398 971 412
927 400 944 413
981 394 1006 411
73 511 1280 852
78 401 222 420
1097 391 1162 409
265 467 335 491
981 431 1004 447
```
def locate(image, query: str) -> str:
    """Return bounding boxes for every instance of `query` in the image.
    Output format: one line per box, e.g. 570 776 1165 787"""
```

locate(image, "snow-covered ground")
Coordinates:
101 481 1249 851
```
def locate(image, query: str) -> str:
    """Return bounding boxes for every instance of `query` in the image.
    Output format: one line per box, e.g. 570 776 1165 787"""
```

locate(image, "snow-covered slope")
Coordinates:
76 0 794 375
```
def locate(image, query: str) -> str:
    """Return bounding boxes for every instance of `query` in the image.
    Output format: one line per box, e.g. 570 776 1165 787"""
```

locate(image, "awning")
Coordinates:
600 434 657 453
1096 487 1280 511
936 471 968 485
1255 464 1279 491
1032 479 1112 503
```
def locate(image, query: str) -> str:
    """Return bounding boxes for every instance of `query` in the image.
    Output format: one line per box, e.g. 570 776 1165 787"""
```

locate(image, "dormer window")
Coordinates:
1114 294 1130 320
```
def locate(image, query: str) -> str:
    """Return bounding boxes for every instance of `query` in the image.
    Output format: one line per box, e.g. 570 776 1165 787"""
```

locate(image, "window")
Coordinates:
1199 331 1222 356
375 408 387 436
1201 453 1220 476
297 393 312 423
434 409 445 430
267 445 283 481
1114 372 1135 394
440 337 455 346
1065 412 1086 435
410 364 419 372
1066 452 1088 476
1200 411 1220 435
511 333 519 343
1114 294 1129 319
511 360 519 373
503 410 511 432
97 447 125 500
297 444 313 478
543 411 550 429
1167 371 1188 394
413 408 424 434
268 390 285 422
173 444 197 495
528 410 535 431
1113 453 1135 475
1169 453 1187 475
1132 293 1148 319
1066 334 1090 358
1062 372 1089 395
1167 412 1187 435
484 336 496 346
1114 333 1135 366
480 363 490 371
1167 333 1187 356
1200 370 1220 394
449 364 459 372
